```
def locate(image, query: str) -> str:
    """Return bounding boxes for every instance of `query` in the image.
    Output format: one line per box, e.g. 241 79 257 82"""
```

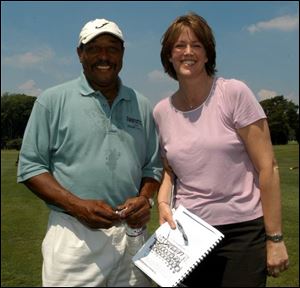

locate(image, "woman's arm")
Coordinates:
157 158 176 229
238 118 289 277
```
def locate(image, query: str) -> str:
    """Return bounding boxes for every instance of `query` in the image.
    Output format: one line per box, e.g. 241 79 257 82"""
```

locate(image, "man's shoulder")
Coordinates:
37 77 81 103
44 77 80 95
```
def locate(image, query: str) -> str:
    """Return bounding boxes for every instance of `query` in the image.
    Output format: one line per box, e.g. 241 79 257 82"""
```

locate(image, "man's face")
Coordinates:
77 34 124 90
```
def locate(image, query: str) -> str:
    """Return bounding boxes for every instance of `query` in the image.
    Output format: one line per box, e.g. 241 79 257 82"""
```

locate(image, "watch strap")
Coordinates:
266 234 283 242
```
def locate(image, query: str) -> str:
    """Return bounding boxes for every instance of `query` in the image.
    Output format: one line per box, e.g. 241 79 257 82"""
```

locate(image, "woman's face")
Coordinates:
169 26 208 79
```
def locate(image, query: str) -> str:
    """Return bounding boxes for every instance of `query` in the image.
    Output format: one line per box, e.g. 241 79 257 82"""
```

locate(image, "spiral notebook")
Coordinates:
132 205 224 287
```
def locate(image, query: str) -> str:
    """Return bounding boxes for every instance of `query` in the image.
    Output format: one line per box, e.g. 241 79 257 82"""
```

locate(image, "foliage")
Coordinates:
260 96 299 144
1 92 299 147
1 93 36 148
5 138 23 150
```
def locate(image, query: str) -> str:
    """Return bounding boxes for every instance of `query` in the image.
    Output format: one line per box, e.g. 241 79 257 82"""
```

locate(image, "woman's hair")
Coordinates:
161 12 217 80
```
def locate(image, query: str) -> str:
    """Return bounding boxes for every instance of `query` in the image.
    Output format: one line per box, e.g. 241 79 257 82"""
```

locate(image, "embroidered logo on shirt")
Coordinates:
126 116 142 129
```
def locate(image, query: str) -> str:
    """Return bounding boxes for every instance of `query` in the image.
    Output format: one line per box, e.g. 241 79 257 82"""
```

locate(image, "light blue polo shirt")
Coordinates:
17 73 162 210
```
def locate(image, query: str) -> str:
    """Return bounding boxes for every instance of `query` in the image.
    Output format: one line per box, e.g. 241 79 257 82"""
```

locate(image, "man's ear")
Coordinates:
77 47 83 63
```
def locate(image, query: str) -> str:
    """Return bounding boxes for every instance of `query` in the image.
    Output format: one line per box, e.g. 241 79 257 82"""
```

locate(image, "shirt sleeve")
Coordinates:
230 80 267 129
141 102 163 182
17 99 51 182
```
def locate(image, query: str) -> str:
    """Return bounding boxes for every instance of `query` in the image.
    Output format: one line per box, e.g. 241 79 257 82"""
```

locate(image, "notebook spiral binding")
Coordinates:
174 236 224 287
133 204 224 287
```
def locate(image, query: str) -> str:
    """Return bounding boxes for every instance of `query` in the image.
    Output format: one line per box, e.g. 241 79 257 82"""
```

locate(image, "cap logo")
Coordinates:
95 23 109 29
78 19 124 46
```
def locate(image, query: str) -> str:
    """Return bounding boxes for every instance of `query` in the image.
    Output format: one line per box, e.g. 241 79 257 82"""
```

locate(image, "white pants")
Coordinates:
42 210 151 287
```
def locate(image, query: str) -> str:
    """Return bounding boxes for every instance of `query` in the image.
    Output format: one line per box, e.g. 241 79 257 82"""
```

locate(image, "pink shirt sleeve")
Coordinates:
226 79 266 129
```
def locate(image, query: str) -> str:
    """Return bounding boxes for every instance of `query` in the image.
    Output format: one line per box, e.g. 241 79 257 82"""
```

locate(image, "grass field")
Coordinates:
1 145 299 287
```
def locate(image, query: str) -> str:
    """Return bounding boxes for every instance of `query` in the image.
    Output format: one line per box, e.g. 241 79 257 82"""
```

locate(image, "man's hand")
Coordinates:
68 199 121 229
116 196 151 229
23 173 121 229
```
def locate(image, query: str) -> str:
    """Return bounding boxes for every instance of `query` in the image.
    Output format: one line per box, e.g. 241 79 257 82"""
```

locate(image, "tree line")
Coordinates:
1 93 36 149
1 92 299 149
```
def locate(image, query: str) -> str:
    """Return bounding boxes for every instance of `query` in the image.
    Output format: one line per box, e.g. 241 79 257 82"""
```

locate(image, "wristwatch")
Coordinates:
140 195 155 208
147 197 155 208
266 234 283 243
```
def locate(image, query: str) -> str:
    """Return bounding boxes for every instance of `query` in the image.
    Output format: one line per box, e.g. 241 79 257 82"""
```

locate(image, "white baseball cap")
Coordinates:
78 19 124 47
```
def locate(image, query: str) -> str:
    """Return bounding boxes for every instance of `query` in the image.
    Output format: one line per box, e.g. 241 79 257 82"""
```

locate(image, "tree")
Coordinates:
1 93 36 148
295 114 299 143
260 96 299 145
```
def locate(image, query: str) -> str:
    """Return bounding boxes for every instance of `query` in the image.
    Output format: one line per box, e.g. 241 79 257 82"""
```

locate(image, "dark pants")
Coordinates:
180 217 267 287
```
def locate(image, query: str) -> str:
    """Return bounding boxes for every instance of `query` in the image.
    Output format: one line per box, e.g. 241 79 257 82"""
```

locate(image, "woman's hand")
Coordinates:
266 241 289 277
158 201 176 229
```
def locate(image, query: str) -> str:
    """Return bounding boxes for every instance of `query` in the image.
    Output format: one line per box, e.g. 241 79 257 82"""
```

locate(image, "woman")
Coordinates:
153 12 289 287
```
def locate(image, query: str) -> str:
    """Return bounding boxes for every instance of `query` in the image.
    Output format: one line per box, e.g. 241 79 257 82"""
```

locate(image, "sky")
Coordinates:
1 1 299 107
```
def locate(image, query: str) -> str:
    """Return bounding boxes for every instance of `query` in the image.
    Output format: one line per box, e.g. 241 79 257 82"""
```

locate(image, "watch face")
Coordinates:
266 234 283 242
273 235 283 242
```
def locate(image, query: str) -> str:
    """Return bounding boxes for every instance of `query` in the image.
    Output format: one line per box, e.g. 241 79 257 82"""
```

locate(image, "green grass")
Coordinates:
267 144 299 287
1 150 49 287
1 145 299 287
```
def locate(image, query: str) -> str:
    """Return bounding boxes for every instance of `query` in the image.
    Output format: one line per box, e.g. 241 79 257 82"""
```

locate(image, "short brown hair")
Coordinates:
161 12 217 80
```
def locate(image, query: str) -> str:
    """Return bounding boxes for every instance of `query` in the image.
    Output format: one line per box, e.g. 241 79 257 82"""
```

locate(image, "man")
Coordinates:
17 18 162 287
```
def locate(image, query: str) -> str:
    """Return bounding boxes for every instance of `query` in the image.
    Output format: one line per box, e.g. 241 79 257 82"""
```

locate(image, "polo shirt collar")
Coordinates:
79 71 130 102
79 72 94 96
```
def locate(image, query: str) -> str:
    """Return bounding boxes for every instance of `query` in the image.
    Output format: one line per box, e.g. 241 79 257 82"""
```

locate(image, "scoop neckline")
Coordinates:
169 77 217 113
